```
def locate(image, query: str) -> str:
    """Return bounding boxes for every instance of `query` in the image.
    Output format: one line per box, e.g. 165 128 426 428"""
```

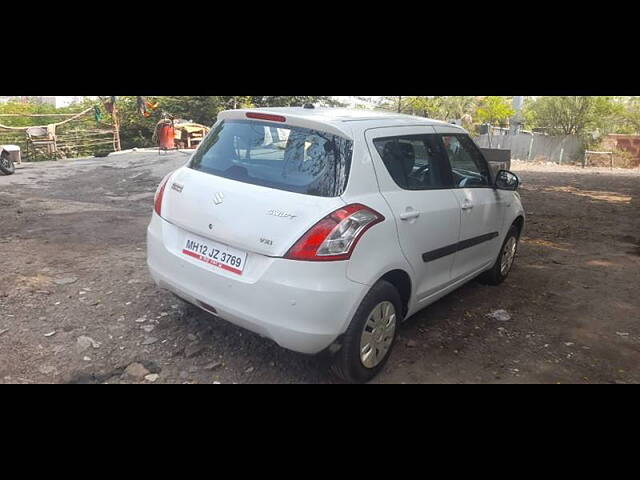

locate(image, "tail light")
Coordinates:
246 112 286 122
285 204 384 261
154 173 172 217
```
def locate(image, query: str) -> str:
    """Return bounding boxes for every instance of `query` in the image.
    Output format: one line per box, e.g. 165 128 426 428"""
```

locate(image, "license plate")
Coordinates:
182 235 247 275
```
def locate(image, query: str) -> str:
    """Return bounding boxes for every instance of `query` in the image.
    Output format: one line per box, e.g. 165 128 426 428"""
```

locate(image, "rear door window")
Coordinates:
190 120 352 197
372 135 452 190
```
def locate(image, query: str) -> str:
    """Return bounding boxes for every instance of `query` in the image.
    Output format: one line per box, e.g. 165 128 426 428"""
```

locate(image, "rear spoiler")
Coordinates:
217 110 353 140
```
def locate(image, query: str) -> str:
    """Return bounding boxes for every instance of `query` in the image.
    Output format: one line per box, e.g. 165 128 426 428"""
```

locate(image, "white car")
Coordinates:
147 107 524 382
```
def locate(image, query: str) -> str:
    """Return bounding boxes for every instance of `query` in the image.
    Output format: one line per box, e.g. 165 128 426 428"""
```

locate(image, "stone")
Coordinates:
123 363 150 381
39 365 57 375
141 337 159 346
406 340 418 348
204 361 223 371
487 310 511 322
144 373 159 383
184 342 205 358
76 335 100 353
53 276 78 286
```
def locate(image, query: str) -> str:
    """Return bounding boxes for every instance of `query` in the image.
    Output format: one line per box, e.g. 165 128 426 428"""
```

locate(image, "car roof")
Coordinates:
218 107 465 138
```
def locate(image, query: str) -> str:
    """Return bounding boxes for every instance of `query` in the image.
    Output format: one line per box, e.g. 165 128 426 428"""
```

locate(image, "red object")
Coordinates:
246 112 286 122
158 123 176 150
154 174 171 216
285 204 384 261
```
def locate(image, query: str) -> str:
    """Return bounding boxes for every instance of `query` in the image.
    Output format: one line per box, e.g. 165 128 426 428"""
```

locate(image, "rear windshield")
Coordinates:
189 120 353 197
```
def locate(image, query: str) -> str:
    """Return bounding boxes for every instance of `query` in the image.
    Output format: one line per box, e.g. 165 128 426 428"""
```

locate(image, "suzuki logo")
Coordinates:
213 192 224 205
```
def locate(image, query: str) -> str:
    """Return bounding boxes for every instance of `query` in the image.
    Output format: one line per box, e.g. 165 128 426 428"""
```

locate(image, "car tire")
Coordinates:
331 280 402 383
0 153 15 175
479 225 520 286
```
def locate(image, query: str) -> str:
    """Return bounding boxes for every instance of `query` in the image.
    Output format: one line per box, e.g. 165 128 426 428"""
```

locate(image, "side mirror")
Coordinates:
495 170 519 191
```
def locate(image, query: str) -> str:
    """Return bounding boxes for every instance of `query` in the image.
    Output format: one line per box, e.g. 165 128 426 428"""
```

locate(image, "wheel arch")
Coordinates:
378 269 412 319
512 215 525 238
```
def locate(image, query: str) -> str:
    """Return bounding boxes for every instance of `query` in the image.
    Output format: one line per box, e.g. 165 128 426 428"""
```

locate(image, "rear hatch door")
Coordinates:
162 116 353 258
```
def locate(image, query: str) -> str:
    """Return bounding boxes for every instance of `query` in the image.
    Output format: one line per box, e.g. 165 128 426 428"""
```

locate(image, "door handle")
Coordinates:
461 200 474 211
399 210 420 221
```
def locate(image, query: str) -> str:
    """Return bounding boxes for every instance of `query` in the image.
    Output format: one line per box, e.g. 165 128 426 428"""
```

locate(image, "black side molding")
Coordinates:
422 232 499 263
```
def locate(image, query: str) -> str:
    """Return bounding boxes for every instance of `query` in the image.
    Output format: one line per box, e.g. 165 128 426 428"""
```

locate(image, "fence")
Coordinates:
474 133 585 164
0 109 117 161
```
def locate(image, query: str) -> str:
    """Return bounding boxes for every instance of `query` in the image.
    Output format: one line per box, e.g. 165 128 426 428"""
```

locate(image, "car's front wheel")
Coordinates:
331 280 402 383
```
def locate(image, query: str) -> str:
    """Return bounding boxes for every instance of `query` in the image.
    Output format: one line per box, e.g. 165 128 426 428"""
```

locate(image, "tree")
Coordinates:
250 96 341 107
620 96 640 134
403 96 443 118
380 96 479 122
475 96 515 127
378 96 408 114
524 96 623 138
438 96 478 121
0 100 85 127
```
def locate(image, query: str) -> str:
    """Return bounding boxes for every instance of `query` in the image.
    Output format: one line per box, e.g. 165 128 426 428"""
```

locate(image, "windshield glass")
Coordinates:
189 120 353 197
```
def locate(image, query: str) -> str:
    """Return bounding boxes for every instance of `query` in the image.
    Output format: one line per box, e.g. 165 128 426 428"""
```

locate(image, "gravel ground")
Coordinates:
0 152 638 383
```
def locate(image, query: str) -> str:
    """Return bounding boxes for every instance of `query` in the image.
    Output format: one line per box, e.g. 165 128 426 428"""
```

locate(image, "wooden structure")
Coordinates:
26 126 58 160
174 121 210 149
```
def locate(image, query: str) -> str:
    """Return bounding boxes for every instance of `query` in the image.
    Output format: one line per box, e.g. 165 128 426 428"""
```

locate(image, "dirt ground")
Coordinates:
1 152 639 384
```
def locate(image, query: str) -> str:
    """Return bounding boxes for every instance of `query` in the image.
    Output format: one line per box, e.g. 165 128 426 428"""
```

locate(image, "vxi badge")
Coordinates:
266 209 297 220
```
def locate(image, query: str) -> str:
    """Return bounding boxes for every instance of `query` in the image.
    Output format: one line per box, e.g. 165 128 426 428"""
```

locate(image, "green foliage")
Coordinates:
378 96 406 113
475 96 515 126
379 96 479 122
7 96 640 157
250 96 341 108
0 100 89 127
113 96 343 149
115 96 158 150
439 96 479 121
403 96 443 117
524 96 623 140
619 96 640 134
0 98 115 159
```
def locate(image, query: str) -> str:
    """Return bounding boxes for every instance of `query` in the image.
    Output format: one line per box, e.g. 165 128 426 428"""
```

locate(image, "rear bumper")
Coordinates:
146 213 369 354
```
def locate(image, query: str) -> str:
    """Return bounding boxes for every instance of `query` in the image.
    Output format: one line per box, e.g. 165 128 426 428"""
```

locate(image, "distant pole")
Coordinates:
510 96 524 135
102 96 122 152
397 96 402 113
112 105 121 152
